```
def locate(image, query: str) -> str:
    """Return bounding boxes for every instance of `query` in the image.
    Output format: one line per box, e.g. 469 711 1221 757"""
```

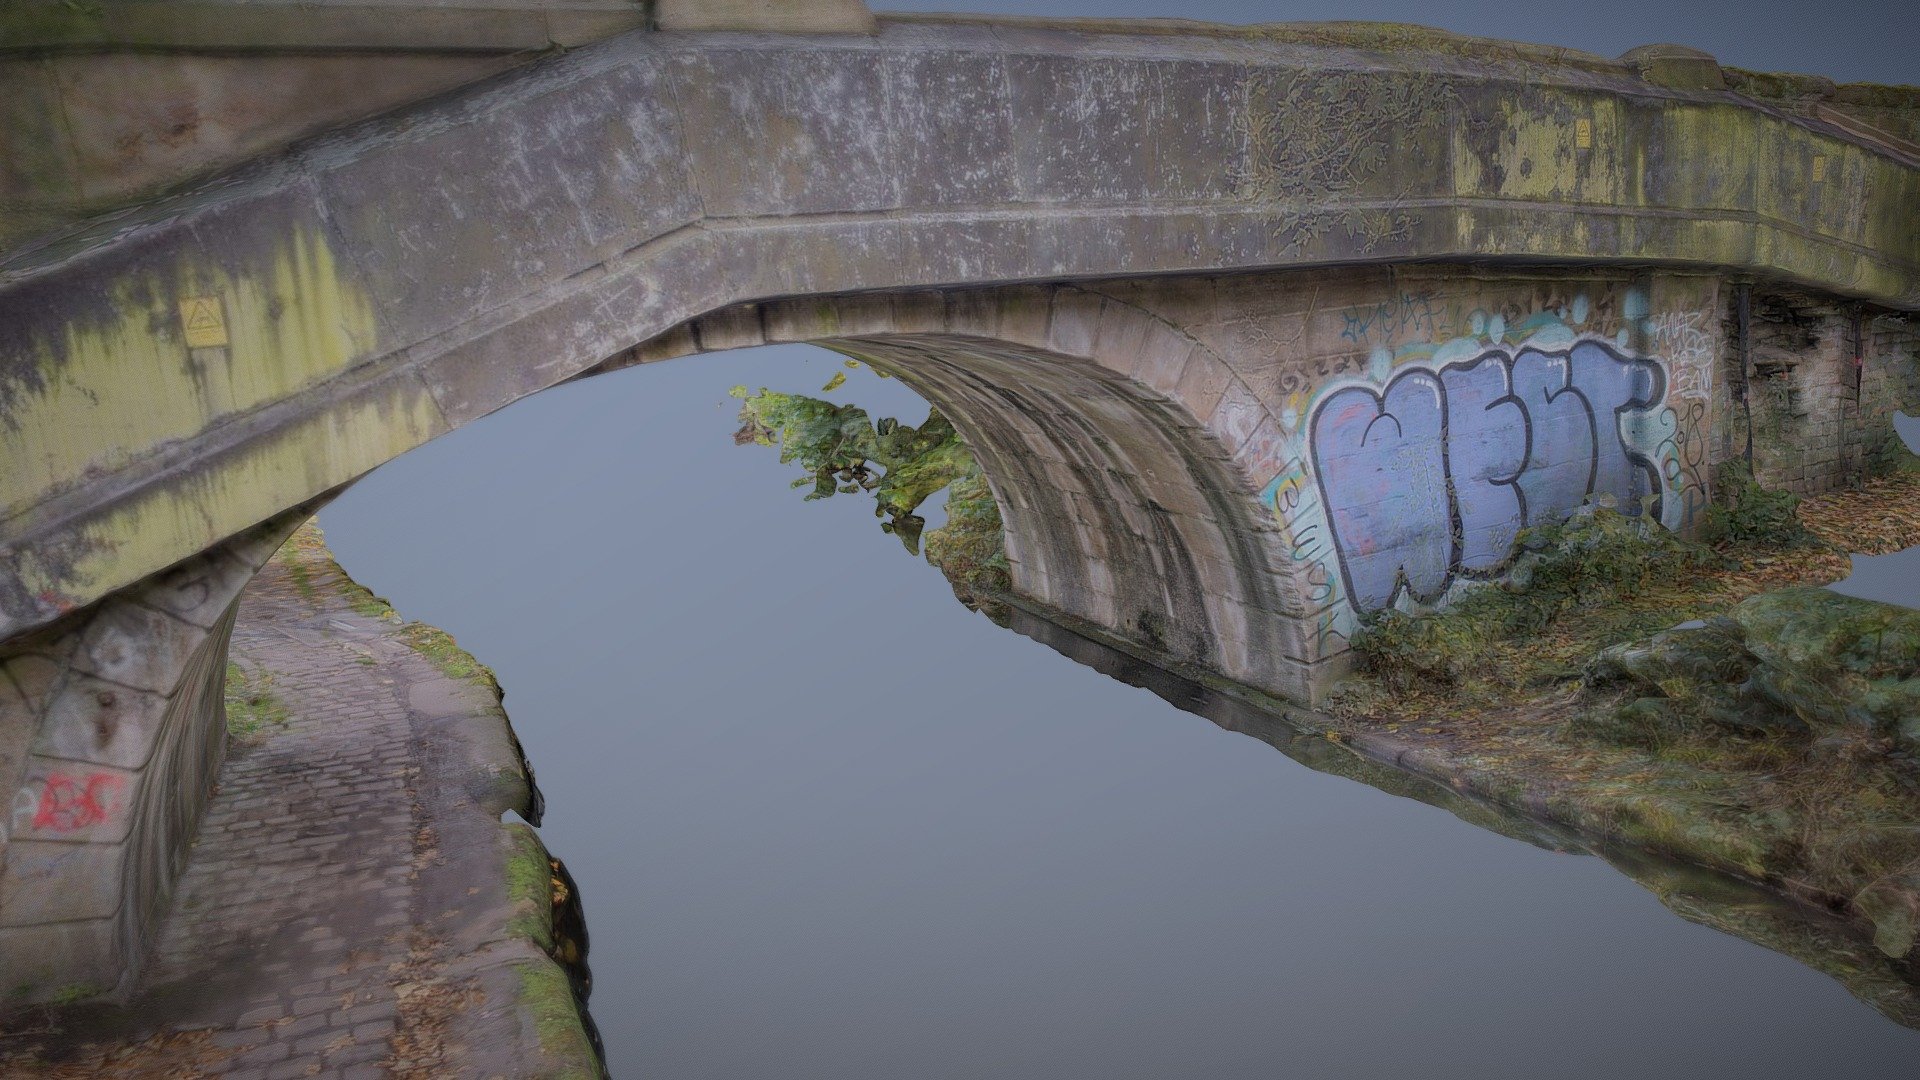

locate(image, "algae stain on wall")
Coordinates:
9 378 446 626
0 225 378 521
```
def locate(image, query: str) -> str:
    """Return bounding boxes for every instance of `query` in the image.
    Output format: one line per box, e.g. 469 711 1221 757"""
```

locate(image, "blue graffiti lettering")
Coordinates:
1310 340 1667 612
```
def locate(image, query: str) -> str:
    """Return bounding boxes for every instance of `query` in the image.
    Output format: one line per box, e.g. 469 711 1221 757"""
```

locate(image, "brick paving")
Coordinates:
135 555 420 1080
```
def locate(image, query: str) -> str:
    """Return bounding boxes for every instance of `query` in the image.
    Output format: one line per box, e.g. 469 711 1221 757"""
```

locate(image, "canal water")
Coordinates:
320 346 1920 1078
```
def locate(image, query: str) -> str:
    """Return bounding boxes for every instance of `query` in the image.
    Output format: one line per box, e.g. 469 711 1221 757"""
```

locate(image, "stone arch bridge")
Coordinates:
3 3 1920 996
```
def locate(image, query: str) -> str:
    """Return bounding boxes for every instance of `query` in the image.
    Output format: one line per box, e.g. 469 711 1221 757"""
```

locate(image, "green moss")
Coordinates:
281 554 320 605
923 469 1013 615
513 960 601 1080
1578 587 1920 750
398 622 498 692
49 982 100 1006
502 823 554 952
1570 588 1920 897
337 576 397 621
223 660 289 738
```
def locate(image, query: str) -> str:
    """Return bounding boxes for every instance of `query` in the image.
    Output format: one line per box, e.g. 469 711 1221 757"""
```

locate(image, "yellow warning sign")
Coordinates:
1574 118 1593 150
1812 155 1828 183
179 296 228 349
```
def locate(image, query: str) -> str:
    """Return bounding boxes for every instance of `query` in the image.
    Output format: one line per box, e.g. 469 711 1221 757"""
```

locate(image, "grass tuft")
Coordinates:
223 661 289 739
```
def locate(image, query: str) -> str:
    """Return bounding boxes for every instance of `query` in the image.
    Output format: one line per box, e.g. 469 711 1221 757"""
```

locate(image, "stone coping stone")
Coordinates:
0 0 646 53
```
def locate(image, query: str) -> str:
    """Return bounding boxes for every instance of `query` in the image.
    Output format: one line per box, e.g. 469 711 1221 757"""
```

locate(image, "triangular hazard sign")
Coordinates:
184 300 221 333
178 295 228 348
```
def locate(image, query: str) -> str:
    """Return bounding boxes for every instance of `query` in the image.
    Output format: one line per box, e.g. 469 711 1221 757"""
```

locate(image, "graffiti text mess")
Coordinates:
1309 340 1669 611
12 771 127 835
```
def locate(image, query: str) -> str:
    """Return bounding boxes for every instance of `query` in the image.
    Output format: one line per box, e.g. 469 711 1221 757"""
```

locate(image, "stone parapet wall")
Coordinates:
0 0 652 254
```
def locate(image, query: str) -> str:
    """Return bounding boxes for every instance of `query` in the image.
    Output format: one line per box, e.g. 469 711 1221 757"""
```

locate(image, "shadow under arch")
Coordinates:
593 285 1330 702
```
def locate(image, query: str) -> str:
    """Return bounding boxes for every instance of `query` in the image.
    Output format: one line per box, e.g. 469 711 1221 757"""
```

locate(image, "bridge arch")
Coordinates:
0 285 1324 992
6 18 1920 650
6 14 1920 998
617 285 1327 697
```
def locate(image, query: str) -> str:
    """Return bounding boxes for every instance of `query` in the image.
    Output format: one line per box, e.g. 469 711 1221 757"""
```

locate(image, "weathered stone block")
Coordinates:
72 604 207 696
0 838 123 924
0 918 118 993
143 554 255 629
318 51 697 349
693 306 767 353
670 47 894 218
30 672 169 771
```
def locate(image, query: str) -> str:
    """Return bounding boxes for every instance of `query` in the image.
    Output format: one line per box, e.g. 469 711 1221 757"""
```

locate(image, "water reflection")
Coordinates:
1006 606 1920 1030
731 382 1920 1031
321 346 1920 1078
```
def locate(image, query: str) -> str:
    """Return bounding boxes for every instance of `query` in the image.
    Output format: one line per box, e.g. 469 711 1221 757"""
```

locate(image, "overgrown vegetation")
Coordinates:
1334 455 1920 947
731 383 1011 613
1700 459 1817 548
1348 507 1721 695
1577 588 1920 754
399 622 494 686
1569 587 1920 904
223 661 289 739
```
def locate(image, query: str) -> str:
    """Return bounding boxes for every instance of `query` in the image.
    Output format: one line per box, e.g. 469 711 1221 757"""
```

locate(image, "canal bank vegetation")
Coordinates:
223 661 290 741
274 522 503 691
1332 458 1920 968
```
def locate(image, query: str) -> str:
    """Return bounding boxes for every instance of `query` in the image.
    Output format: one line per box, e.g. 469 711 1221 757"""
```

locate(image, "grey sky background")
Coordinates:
319 3 1920 1077
880 0 1920 85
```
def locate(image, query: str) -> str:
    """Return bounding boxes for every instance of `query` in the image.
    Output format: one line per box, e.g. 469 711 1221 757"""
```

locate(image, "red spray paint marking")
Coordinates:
32 772 125 832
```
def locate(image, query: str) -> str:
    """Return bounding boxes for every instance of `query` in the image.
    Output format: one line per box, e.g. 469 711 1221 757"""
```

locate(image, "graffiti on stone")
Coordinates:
1260 288 1705 637
1309 340 1666 611
1642 308 1718 531
1339 290 1441 345
7 786 37 842
22 771 125 833
1269 460 1352 654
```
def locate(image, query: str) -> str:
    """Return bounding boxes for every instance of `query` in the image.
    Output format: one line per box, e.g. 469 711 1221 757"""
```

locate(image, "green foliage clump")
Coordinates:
731 386 977 554
1350 507 1720 693
731 384 1011 612
922 469 1012 615
1576 587 1920 755
1700 460 1817 548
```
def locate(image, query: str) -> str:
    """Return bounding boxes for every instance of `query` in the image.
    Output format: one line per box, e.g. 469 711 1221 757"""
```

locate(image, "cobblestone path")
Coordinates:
132 555 420 1079
0 529 595 1078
